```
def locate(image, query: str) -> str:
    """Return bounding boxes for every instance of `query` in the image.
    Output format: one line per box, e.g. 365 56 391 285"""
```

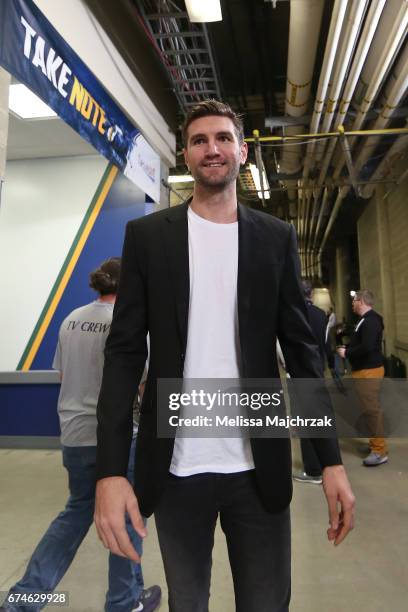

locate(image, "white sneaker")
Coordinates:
363 452 388 466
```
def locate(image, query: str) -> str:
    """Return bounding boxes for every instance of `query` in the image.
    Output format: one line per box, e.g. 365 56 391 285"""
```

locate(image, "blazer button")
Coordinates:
181 353 185 360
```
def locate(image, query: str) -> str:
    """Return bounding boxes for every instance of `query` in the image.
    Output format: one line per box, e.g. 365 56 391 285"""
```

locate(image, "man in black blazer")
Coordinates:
293 279 334 484
95 100 355 612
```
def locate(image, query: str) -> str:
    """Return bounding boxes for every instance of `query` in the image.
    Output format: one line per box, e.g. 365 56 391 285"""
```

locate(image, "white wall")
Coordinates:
33 0 176 168
0 155 107 370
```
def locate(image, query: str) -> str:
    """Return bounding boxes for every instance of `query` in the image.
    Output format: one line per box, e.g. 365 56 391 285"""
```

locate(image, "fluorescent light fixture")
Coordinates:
185 0 222 22
168 175 195 183
249 163 270 199
9 84 57 119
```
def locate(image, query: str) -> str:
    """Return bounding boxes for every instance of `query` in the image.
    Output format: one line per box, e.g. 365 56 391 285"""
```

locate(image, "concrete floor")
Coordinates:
0 439 407 612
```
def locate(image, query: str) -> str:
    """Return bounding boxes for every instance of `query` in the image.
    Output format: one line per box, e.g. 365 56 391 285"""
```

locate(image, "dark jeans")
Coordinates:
300 439 322 477
154 470 291 612
6 438 143 612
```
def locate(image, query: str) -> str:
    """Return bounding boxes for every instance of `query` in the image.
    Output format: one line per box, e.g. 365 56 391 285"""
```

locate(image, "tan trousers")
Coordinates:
352 366 387 456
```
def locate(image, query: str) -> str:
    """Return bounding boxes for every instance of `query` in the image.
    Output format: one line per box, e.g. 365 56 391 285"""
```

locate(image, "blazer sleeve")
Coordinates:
277 225 342 468
96 221 148 480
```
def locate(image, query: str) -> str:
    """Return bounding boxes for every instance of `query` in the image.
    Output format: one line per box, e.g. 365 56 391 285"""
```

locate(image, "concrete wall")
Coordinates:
357 161 408 367
386 165 408 360
358 196 384 312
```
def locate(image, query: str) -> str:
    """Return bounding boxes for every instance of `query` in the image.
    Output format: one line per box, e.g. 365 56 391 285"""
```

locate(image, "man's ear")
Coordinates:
240 141 248 165
183 148 189 170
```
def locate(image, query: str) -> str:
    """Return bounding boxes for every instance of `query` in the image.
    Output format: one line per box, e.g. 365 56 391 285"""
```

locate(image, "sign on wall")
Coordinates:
0 0 161 202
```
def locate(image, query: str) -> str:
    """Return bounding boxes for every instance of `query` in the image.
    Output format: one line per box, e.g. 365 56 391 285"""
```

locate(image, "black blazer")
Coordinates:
96 202 342 517
306 302 333 369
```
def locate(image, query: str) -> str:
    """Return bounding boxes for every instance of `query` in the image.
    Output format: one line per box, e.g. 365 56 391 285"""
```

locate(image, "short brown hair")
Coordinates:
355 289 375 306
182 99 244 145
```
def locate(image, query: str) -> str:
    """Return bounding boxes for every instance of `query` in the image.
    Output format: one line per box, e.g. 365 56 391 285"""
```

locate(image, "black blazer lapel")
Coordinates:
162 202 190 352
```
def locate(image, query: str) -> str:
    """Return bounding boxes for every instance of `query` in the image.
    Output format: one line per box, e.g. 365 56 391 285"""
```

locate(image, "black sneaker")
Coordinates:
293 471 322 484
131 585 161 612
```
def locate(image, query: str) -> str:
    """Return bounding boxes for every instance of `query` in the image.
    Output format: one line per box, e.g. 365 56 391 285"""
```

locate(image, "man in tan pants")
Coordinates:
337 290 388 466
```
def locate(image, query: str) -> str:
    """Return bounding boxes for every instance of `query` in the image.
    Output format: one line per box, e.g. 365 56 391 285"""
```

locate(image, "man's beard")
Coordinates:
194 160 240 191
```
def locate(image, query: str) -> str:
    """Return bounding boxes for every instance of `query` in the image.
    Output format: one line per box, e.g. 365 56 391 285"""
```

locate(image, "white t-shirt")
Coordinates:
170 207 254 476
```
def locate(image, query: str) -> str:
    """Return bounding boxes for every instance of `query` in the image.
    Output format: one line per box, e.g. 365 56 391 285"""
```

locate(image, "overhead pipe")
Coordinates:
333 1 408 181
335 0 404 170
301 0 349 183
280 0 325 221
352 0 403 109
245 126 408 143
315 1 408 271
317 57 408 269
318 185 348 263
308 0 387 258
312 186 331 251
350 53 408 177
337 126 360 196
300 0 348 253
315 0 368 162
312 0 387 199
305 0 369 259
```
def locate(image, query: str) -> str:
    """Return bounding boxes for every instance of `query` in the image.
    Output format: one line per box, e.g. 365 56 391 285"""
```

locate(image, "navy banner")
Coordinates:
0 0 160 201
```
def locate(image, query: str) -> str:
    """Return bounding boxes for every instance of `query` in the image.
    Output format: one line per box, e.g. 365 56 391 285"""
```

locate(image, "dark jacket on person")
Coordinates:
96 201 342 517
345 309 384 371
305 301 333 369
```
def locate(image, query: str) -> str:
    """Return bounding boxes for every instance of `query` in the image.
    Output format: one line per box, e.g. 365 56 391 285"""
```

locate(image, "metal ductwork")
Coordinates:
298 0 408 276
279 0 325 222
352 0 404 109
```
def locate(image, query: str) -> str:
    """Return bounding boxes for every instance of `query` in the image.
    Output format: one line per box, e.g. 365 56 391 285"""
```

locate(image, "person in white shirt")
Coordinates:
94 101 355 612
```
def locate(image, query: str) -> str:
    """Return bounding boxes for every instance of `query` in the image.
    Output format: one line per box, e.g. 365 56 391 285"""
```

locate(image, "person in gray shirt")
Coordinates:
1 259 160 612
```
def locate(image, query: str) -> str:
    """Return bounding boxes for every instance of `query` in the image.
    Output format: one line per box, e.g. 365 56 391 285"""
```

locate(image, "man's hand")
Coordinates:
337 347 346 359
94 476 147 561
322 465 355 546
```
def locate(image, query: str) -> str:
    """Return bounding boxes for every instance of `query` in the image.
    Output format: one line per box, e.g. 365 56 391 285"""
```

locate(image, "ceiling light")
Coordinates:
9 84 57 119
168 175 195 183
249 163 270 199
185 0 222 23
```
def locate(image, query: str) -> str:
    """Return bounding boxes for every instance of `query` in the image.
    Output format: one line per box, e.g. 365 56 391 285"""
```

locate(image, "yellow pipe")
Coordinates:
245 127 408 143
